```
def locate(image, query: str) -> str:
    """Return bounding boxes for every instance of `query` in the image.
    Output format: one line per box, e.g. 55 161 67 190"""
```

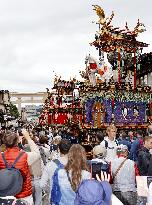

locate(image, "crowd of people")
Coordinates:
0 123 152 205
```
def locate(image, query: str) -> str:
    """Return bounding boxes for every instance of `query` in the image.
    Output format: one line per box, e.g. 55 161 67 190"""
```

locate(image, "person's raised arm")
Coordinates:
22 129 40 166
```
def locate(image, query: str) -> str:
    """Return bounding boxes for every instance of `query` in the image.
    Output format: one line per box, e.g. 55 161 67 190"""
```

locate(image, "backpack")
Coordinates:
0 152 24 197
104 139 119 149
39 146 47 165
50 159 64 205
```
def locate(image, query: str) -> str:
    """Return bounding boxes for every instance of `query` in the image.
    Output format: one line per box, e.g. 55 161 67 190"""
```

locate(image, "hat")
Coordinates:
74 179 112 205
117 144 128 154
93 145 107 158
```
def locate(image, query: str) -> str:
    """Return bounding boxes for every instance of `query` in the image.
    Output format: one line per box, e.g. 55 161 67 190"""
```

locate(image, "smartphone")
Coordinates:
91 162 109 180
91 163 103 180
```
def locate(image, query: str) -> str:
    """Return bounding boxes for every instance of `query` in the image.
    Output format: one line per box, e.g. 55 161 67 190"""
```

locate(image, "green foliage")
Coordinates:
9 103 19 119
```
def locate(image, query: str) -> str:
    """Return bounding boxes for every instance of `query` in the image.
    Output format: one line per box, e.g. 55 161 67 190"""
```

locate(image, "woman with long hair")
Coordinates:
65 144 90 192
51 144 90 205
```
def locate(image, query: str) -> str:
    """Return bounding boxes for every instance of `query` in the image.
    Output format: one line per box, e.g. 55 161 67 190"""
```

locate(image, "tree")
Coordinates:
9 103 20 119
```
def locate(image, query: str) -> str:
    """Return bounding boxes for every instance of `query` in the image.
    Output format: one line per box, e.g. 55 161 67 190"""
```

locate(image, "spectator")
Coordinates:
51 144 90 205
0 130 40 205
96 132 104 144
100 124 119 162
119 133 131 152
39 139 71 203
111 145 139 205
22 131 44 205
128 131 134 142
129 130 143 162
88 145 110 179
50 135 62 160
38 135 50 164
138 136 152 176
66 128 79 144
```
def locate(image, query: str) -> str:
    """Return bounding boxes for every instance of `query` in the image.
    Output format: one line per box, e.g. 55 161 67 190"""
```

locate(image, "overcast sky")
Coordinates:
0 0 151 93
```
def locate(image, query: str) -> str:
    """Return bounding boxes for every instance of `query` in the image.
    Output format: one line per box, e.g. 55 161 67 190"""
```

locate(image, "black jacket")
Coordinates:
138 147 151 176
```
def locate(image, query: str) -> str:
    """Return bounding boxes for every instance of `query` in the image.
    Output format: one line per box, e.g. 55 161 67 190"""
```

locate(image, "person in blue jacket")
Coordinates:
119 133 131 152
129 130 143 162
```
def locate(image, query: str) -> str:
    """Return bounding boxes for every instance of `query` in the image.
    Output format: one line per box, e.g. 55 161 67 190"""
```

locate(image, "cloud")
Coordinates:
0 0 151 92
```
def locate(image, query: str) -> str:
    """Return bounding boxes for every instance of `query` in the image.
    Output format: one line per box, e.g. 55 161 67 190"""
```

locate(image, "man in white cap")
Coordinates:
111 144 139 205
88 145 109 177
92 145 107 163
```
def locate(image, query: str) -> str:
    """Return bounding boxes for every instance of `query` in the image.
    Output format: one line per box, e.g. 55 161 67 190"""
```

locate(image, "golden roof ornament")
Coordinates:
92 5 105 24
91 5 148 52
92 5 114 27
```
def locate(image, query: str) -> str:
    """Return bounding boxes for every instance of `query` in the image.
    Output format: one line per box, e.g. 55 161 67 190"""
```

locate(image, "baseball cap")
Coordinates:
93 145 107 158
117 144 128 154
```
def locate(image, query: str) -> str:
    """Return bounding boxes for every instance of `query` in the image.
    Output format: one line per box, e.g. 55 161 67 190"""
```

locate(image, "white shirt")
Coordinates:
100 137 118 162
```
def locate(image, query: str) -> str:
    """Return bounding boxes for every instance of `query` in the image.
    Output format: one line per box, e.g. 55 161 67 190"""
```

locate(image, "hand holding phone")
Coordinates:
91 163 102 180
91 162 110 180
96 171 110 182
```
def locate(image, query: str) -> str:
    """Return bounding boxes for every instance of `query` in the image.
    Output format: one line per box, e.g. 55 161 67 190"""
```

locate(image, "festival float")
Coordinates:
40 5 152 131
39 75 83 128
79 5 151 130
